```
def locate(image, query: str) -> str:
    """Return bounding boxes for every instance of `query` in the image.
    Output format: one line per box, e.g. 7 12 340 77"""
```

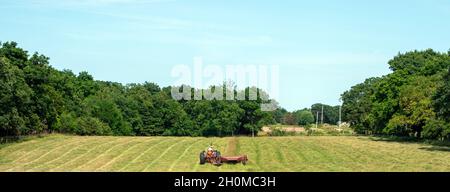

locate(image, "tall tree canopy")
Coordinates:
0 42 276 137
341 49 450 140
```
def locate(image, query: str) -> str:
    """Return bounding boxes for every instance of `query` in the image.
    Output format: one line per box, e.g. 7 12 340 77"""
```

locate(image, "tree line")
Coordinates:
2 42 448 140
0 42 274 137
271 103 340 126
341 49 450 140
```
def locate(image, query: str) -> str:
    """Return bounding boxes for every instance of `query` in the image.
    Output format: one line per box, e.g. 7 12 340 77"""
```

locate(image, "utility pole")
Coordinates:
339 105 342 128
321 105 324 125
316 111 319 128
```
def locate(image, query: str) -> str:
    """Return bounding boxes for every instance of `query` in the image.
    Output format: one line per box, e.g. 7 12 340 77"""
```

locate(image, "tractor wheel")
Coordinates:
199 151 206 164
215 151 221 164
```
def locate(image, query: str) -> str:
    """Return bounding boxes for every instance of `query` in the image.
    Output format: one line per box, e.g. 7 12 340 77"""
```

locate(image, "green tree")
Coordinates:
434 67 450 121
0 56 32 136
77 71 99 99
282 113 297 125
236 87 267 136
76 116 112 136
295 109 314 126
387 75 441 137
272 107 287 124
82 87 132 136
342 49 450 138
311 103 340 125
341 77 380 133
0 42 29 69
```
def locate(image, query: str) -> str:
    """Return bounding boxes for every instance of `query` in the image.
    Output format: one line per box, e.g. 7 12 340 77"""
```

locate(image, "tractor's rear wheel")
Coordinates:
215 151 221 164
199 151 206 164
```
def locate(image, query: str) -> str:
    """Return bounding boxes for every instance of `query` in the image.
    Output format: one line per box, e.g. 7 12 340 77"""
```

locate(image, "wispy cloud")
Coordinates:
91 10 242 32
63 28 274 48
196 33 273 46
29 0 174 7
12 0 273 48
61 10 274 47
239 51 391 69
92 12 194 30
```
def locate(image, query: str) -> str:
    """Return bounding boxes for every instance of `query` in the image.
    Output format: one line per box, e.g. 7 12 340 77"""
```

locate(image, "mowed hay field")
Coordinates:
0 135 449 172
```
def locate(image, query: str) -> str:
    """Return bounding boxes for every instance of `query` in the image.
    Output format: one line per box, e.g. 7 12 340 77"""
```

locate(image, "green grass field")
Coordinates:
0 134 449 172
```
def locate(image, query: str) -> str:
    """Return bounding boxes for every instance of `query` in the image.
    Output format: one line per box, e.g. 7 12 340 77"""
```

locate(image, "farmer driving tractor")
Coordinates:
206 146 220 164
206 146 215 158
199 144 248 166
199 145 221 165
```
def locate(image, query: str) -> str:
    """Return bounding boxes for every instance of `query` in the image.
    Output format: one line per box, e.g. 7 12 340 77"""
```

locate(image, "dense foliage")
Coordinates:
2 42 448 141
310 103 340 125
341 49 450 140
273 104 339 126
0 42 274 137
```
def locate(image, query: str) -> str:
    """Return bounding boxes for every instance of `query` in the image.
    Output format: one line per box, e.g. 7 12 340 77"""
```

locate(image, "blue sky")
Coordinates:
1 0 449 111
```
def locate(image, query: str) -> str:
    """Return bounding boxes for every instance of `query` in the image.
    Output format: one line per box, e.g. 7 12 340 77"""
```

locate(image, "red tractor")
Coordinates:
199 146 248 166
